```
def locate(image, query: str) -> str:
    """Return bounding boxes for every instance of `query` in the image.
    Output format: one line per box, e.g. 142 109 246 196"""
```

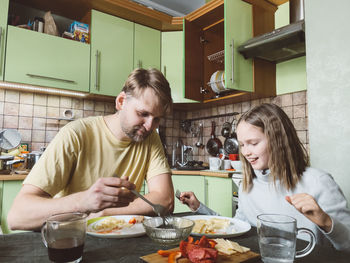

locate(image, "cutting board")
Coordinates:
140 248 260 263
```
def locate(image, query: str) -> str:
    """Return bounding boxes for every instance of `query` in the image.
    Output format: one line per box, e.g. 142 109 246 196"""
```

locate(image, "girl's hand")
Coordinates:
286 193 332 232
179 191 200 211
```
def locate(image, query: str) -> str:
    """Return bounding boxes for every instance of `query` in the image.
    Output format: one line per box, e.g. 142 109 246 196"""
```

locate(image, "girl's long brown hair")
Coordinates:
238 103 309 192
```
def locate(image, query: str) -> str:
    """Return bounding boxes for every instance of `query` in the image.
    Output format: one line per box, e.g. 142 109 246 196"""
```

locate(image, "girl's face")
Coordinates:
236 121 270 170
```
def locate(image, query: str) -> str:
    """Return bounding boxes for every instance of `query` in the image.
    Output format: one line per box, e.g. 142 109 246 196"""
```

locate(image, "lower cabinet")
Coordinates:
0 180 25 234
172 175 205 214
172 174 233 217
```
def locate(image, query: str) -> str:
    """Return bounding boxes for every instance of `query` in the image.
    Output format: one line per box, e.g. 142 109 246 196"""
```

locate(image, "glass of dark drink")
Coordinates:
41 212 87 263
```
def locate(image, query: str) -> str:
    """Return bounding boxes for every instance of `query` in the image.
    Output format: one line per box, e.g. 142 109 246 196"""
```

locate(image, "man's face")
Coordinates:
119 88 164 142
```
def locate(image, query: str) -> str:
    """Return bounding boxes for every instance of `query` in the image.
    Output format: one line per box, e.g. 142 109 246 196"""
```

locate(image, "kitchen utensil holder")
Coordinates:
180 112 239 132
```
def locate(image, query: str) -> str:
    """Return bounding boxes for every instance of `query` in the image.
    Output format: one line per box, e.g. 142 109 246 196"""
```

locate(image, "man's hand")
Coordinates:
79 177 136 213
286 193 332 232
179 191 200 211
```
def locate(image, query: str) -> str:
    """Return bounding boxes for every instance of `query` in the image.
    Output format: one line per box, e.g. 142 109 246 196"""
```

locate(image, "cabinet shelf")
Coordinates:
207 50 224 64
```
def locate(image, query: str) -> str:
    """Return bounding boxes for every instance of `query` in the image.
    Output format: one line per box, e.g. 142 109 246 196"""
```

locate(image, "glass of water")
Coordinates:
257 214 316 263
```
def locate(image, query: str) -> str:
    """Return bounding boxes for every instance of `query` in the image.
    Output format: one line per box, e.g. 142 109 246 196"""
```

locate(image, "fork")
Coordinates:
175 189 181 200
131 190 168 218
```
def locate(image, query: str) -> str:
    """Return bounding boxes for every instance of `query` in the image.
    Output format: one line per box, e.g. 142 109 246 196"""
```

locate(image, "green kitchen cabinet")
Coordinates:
206 176 233 217
0 0 9 80
134 23 160 70
0 180 2 233
172 174 233 217
224 0 253 92
172 175 205 213
90 10 134 96
4 26 90 92
0 180 25 234
161 31 195 103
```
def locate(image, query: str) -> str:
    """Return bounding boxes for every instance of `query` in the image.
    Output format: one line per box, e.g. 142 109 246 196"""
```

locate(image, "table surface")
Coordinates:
0 227 349 263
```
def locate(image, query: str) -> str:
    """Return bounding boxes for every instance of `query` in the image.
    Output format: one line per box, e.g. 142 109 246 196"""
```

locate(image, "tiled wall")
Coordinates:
0 89 116 151
165 91 308 165
0 88 307 166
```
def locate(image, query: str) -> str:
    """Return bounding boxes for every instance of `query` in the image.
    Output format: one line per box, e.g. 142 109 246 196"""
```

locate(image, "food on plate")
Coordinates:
92 216 144 233
213 238 250 255
129 216 144 224
192 218 232 234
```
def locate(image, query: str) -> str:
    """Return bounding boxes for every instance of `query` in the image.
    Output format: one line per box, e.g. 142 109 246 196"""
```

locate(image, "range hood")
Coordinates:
238 0 305 64
238 20 305 63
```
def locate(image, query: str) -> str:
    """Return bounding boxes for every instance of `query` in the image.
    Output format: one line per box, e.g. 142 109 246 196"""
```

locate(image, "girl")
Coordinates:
179 103 350 251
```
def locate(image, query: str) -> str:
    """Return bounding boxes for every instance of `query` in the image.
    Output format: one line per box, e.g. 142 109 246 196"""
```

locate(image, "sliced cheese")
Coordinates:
214 238 250 255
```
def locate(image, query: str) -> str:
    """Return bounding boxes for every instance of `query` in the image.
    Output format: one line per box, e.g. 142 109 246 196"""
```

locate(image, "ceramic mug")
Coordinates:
209 157 222 170
41 212 87 263
257 214 316 263
221 159 232 170
230 160 242 171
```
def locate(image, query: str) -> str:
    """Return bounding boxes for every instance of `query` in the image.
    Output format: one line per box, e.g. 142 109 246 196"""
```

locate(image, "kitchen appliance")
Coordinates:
238 0 305 63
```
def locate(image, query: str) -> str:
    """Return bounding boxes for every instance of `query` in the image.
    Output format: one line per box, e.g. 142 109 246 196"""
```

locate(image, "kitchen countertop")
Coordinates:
0 171 28 181
172 169 241 178
0 170 240 181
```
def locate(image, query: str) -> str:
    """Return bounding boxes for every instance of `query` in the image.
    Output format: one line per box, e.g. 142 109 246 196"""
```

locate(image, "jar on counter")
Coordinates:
33 17 44 33
27 151 43 169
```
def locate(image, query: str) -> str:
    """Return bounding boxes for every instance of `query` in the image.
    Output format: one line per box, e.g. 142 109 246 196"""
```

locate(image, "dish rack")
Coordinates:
207 50 224 64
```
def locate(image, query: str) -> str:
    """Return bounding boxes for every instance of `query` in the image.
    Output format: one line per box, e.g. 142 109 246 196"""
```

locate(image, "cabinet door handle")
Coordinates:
95 50 100 91
204 178 208 205
138 60 142 68
163 65 166 77
26 74 76 84
231 38 235 84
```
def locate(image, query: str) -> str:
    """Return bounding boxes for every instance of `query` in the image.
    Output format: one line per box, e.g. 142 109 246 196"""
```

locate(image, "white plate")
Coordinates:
87 215 148 238
182 215 251 238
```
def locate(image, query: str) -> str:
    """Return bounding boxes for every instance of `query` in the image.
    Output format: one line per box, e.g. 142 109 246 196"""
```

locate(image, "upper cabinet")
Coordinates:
90 11 161 96
90 10 134 97
5 26 90 92
184 0 276 103
134 24 161 70
161 31 195 103
0 0 9 80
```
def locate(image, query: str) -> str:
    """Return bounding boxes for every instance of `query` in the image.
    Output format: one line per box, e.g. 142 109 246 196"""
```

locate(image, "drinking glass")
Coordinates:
257 214 315 263
41 212 87 263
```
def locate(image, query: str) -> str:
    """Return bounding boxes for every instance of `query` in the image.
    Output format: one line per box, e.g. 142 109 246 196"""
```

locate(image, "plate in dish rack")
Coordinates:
182 215 251 238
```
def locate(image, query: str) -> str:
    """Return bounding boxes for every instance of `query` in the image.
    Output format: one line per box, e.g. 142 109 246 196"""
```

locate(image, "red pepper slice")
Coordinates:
187 236 194 244
128 217 136 224
157 250 172 257
208 240 217 248
168 251 181 263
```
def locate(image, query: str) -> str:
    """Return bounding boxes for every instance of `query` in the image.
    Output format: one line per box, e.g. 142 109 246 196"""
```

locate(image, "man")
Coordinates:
8 68 174 231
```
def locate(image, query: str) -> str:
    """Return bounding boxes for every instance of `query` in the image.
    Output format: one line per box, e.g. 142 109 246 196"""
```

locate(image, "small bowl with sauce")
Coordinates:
142 217 194 246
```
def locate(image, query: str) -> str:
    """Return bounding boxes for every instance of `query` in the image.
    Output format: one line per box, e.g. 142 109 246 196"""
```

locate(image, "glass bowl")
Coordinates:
142 217 194 246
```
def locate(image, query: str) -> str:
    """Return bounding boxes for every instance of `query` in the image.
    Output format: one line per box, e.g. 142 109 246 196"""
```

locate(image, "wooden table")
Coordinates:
0 226 349 263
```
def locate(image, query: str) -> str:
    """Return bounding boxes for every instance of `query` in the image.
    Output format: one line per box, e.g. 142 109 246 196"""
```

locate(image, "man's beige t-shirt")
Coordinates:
24 116 171 197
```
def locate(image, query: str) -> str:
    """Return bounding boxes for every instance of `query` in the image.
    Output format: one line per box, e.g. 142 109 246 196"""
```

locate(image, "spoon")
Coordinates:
195 123 204 149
